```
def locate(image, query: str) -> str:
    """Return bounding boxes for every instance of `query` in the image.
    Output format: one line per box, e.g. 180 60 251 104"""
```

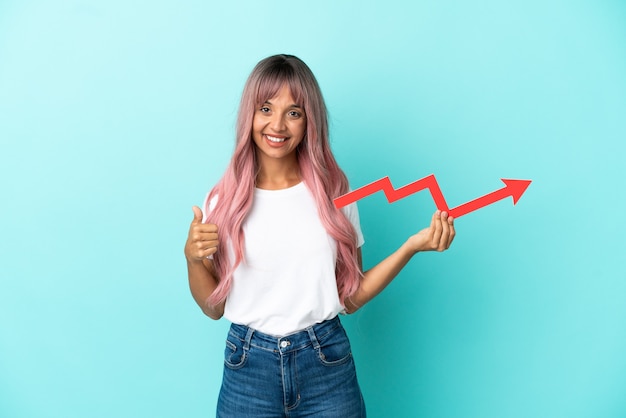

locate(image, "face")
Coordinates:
251 84 306 166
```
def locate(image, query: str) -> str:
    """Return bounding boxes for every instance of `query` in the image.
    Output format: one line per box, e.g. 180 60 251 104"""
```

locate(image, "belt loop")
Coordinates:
243 327 254 351
307 326 320 350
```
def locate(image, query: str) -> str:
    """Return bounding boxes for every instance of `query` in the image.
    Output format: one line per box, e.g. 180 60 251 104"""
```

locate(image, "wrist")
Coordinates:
186 256 207 267
402 239 420 257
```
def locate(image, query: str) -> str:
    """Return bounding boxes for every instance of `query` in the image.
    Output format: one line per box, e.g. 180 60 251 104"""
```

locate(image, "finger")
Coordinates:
192 231 219 241
203 239 219 257
430 210 439 229
190 231 219 246
191 206 203 224
190 223 218 240
192 223 218 234
439 212 450 251
191 239 219 257
191 247 217 260
431 210 443 248
446 216 456 249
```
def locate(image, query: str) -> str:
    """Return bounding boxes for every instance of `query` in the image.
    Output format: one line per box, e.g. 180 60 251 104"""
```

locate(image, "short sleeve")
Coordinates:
341 202 365 248
202 193 219 223
201 193 219 259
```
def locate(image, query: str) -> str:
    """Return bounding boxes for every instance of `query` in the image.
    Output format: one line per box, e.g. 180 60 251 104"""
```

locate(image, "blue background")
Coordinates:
1 1 625 417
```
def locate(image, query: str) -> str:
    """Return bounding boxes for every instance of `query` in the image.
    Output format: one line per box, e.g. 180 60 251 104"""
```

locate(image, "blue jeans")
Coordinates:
216 316 366 417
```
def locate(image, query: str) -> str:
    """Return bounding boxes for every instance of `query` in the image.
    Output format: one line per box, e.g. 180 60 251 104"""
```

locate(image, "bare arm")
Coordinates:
185 206 225 319
344 210 455 313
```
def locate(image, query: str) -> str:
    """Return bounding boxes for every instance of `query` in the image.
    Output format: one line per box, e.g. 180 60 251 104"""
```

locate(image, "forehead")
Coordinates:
256 77 305 107
264 85 300 105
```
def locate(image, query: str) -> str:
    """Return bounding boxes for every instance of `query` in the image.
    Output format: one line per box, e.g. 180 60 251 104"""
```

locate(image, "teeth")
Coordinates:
266 135 286 143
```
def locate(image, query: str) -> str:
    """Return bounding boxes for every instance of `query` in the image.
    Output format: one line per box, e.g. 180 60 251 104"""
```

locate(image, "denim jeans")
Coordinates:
216 316 366 417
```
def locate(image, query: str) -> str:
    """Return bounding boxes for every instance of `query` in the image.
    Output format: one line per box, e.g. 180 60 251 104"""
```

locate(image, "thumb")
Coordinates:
191 205 203 224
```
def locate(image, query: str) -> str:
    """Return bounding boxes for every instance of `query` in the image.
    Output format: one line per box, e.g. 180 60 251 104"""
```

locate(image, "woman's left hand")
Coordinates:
407 210 456 253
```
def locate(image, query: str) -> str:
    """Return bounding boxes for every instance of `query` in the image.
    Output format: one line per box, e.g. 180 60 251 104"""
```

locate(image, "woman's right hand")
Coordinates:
184 206 219 262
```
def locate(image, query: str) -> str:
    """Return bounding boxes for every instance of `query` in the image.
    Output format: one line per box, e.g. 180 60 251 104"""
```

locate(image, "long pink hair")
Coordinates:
205 54 361 307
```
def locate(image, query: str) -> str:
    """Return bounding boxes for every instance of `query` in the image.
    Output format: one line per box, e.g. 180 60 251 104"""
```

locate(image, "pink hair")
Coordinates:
205 54 361 307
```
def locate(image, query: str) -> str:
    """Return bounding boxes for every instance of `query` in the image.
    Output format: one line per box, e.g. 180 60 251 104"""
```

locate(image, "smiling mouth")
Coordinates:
266 134 288 143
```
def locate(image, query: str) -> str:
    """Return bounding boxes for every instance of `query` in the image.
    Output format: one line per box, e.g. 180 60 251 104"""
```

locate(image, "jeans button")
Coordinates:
280 340 289 348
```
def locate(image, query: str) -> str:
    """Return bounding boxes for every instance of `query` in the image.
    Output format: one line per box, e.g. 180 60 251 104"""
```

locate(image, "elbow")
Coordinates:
201 303 224 320
207 313 224 320
343 296 362 314
203 308 223 320
344 306 360 315
200 295 225 320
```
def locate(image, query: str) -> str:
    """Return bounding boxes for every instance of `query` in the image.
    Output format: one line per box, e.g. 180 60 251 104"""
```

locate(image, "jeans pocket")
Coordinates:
316 325 353 367
224 336 248 370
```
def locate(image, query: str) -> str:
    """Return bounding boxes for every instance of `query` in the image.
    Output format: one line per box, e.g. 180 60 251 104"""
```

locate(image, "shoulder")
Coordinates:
341 200 365 248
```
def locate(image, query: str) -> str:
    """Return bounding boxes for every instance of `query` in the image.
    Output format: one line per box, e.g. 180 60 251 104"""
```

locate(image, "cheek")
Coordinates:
293 121 306 140
252 116 263 135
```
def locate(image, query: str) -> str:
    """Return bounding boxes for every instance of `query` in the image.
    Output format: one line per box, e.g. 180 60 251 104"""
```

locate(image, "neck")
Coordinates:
256 156 301 190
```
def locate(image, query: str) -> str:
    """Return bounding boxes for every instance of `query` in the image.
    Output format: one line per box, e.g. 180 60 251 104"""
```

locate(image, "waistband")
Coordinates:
227 316 343 354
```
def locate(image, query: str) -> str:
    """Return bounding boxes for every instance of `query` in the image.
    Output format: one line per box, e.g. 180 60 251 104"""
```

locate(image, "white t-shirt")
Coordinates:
204 182 364 336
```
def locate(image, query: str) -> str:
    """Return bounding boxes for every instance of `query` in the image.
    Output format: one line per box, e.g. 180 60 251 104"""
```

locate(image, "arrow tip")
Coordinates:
501 179 532 205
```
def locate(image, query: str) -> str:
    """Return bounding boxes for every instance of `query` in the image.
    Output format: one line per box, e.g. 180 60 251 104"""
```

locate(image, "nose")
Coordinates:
269 113 286 132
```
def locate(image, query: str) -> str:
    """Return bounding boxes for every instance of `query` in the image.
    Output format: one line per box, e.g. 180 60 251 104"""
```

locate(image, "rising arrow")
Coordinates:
334 175 531 218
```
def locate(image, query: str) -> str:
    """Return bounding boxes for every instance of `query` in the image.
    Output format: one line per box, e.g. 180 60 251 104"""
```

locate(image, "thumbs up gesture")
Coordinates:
184 206 220 262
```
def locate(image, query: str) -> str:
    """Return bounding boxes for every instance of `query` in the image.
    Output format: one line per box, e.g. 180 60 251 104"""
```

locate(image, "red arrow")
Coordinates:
447 179 531 218
334 175 531 218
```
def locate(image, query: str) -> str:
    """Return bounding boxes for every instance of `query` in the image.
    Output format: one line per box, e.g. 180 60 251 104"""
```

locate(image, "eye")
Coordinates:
259 106 271 113
288 110 302 118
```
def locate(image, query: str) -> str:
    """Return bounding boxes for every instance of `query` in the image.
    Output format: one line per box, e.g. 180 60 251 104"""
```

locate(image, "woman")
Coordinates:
184 54 455 417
